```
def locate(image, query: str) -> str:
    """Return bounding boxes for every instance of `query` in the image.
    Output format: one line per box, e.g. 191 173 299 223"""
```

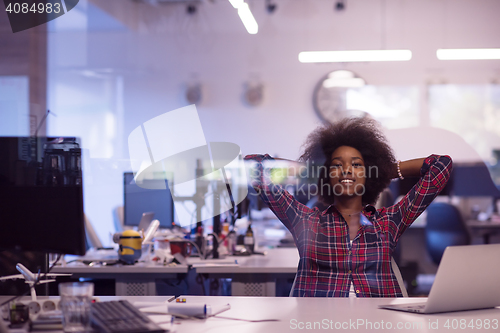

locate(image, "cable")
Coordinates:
0 254 63 307
213 316 280 322
183 239 204 260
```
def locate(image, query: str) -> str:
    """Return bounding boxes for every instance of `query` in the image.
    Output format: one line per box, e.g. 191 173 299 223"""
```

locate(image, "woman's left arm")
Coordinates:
390 158 426 179
388 155 453 241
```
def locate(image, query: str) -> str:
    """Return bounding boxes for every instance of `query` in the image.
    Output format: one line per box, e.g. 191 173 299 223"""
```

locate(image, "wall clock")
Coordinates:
312 70 366 124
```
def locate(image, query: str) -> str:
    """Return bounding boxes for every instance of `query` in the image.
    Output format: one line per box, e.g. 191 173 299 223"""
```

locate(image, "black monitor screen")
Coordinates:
0 137 86 255
452 163 500 197
123 172 174 228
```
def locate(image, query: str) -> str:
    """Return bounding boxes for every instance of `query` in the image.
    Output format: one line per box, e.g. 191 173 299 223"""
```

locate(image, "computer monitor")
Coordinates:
451 163 500 197
123 172 175 228
0 137 86 255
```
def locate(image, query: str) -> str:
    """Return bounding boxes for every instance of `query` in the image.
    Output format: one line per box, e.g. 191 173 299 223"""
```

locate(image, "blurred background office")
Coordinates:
1 0 500 294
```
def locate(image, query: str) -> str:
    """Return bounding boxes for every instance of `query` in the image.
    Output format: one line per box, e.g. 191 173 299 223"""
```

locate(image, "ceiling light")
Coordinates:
235 2 258 34
437 48 500 60
298 50 412 63
229 0 244 8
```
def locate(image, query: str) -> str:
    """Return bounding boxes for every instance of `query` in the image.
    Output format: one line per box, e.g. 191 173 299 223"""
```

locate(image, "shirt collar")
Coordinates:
324 203 377 216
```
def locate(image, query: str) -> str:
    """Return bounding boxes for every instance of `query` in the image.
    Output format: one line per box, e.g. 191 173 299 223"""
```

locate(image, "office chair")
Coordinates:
425 202 471 265
114 205 125 232
84 214 104 249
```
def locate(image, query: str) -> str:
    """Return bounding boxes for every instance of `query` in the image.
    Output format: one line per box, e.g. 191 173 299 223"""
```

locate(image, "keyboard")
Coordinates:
91 300 167 333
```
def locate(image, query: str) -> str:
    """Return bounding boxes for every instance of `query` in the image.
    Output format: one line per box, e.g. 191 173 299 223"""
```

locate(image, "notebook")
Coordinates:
379 243 500 314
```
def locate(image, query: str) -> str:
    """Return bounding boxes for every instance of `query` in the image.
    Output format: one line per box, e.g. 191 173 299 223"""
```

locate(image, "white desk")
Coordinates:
190 247 299 296
173 296 500 333
51 248 299 297
190 247 299 274
52 263 188 296
467 220 500 244
3 295 500 333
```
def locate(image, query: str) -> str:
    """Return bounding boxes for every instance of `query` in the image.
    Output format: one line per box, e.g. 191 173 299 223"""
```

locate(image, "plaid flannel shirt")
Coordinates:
245 154 453 297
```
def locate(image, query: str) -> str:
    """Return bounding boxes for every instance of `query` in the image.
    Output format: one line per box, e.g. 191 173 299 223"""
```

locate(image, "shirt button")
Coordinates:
349 250 352 255
356 290 360 294
348 270 351 274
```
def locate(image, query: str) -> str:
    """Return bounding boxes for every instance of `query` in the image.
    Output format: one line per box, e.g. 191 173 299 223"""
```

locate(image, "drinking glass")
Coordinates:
58 282 94 333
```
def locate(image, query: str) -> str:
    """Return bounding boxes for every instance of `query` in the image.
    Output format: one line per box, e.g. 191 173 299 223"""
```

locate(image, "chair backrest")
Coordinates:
391 257 408 297
425 202 470 265
84 214 103 249
114 205 125 232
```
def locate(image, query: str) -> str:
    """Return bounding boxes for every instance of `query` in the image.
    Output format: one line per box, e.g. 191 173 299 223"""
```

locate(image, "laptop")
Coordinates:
379 244 500 314
137 212 155 232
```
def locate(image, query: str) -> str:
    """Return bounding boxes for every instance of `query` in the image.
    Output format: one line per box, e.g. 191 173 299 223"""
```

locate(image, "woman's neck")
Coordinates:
333 196 364 215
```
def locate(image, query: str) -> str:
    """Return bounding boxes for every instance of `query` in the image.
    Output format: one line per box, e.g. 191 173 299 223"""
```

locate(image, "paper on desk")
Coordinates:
133 301 168 309
148 315 174 333
140 305 169 314
190 263 239 268
148 314 173 324
188 258 239 268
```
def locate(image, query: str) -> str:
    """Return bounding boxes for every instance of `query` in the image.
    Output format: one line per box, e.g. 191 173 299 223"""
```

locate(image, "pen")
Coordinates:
211 303 231 316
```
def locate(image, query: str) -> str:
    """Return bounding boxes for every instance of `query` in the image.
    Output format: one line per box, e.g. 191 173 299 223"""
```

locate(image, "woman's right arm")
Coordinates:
244 154 313 232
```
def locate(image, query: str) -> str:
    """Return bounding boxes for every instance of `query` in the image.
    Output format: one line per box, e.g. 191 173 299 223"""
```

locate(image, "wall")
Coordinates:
44 0 500 244
0 8 47 135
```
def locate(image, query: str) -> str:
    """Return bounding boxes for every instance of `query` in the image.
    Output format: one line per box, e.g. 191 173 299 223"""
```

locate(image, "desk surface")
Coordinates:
467 220 500 228
173 295 500 333
52 262 188 274
3 295 500 333
189 247 299 274
52 248 300 275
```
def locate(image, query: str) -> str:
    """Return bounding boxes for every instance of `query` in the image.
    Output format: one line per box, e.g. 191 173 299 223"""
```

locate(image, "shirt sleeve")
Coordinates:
386 155 453 243
244 154 314 232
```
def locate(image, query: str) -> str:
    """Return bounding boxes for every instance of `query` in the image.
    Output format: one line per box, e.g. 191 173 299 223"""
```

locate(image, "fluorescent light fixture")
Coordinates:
437 48 500 60
228 0 244 8
237 2 258 34
298 50 412 63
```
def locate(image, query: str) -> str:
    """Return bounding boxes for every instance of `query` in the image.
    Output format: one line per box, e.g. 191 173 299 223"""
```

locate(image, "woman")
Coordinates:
244 117 452 297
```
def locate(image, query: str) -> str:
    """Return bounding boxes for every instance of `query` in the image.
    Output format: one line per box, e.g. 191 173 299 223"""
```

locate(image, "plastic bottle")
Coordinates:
227 229 237 255
194 226 204 258
244 223 254 253
219 222 230 257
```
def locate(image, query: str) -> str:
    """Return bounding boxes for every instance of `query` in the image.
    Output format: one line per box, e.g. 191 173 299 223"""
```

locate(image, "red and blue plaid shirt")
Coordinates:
245 154 453 297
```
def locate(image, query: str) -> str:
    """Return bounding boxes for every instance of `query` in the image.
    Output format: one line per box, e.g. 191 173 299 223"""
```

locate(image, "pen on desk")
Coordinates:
167 296 177 303
211 303 231 316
